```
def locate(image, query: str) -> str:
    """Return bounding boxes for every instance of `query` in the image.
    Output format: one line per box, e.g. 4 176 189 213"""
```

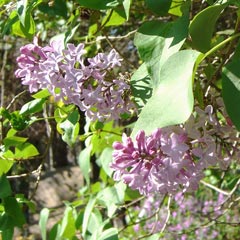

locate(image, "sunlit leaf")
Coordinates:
189 4 227 53
168 0 189 16
99 228 118 240
15 142 39 159
78 145 92 185
134 15 189 89
82 197 97 237
222 55 240 130
131 63 152 111
39 208 50 240
59 110 80 146
20 98 46 116
131 50 201 137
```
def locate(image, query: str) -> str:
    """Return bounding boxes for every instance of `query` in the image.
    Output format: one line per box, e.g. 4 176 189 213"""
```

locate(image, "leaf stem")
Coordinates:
200 33 240 62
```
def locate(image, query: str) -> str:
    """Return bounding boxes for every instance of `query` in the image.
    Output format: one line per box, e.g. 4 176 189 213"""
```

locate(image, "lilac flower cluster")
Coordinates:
111 128 203 195
133 192 229 240
111 104 239 196
15 37 135 122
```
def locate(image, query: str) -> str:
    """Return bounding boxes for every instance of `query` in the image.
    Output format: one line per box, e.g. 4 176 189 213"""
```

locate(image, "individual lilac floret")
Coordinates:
111 128 204 196
15 37 135 122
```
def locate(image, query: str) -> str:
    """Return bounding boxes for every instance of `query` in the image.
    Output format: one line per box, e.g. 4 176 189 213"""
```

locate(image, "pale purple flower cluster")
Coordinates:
111 104 239 196
15 37 135 122
134 192 228 239
111 128 204 196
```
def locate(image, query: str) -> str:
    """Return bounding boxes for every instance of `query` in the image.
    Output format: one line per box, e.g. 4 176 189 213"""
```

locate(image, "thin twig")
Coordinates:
6 90 27 110
200 180 229 196
160 195 171 234
7 166 41 179
86 30 137 44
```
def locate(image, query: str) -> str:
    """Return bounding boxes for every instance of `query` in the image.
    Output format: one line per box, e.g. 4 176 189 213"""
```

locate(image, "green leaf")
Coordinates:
4 197 26 227
130 63 152 110
49 223 61 240
2 10 19 36
20 98 46 116
1 228 14 240
168 0 189 16
59 110 80 147
78 145 92 185
97 182 126 217
91 121 122 155
102 9 126 27
122 0 131 20
9 111 29 131
59 207 76 238
0 160 13 176
82 197 97 237
145 0 172 16
17 0 28 26
134 15 189 89
77 0 119 10
38 0 68 18
39 208 50 240
0 175 12 199
99 147 114 177
87 209 103 235
3 136 28 148
189 4 227 53
15 142 39 159
32 89 51 99
11 10 35 38
131 50 201 137
99 228 118 240
222 58 240 130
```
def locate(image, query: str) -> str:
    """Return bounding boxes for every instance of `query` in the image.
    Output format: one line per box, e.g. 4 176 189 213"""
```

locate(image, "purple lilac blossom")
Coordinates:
134 192 229 239
15 37 135 122
111 128 204 196
111 104 239 196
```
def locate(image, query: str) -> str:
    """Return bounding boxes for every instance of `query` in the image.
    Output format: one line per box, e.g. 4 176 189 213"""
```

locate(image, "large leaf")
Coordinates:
189 4 227 53
11 10 35 38
39 208 50 240
97 182 126 217
59 207 76 239
0 160 13 176
134 15 189 89
145 0 172 16
131 50 201 137
101 9 126 27
0 175 12 199
99 228 118 240
17 0 28 26
168 0 189 16
131 63 152 110
59 110 80 147
122 0 131 20
78 145 92 185
20 98 46 116
4 197 26 227
222 59 240 130
15 142 39 159
98 147 114 177
38 0 68 18
82 197 97 237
